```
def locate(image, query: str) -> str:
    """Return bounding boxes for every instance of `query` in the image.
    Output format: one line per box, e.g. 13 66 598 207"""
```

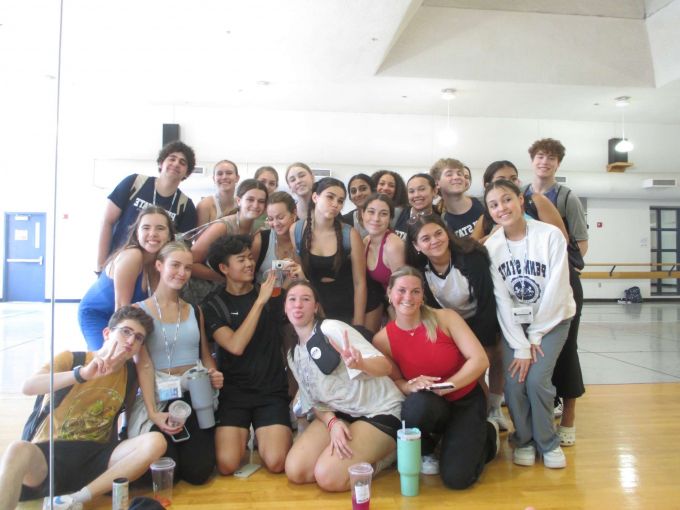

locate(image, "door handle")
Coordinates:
6 256 43 265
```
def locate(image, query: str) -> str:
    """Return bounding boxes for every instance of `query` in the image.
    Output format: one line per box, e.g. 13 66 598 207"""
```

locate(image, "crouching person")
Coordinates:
0 306 167 509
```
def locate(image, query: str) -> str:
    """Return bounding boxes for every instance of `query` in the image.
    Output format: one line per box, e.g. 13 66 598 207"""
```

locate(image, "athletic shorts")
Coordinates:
334 411 401 440
20 440 118 500
216 393 292 430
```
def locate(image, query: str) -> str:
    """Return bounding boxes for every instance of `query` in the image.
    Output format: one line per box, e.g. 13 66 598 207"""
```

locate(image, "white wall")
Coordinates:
2 101 679 300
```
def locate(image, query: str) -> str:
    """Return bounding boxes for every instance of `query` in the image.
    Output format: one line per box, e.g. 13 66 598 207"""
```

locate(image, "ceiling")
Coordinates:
2 0 680 125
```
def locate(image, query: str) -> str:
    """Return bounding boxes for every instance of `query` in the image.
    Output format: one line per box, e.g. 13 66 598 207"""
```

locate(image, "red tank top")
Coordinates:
386 321 476 401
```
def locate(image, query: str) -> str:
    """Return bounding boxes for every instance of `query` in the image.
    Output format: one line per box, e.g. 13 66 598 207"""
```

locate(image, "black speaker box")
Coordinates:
608 138 629 164
162 124 180 146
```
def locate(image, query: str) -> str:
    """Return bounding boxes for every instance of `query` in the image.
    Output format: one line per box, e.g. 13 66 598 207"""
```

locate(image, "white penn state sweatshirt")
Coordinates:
486 220 576 359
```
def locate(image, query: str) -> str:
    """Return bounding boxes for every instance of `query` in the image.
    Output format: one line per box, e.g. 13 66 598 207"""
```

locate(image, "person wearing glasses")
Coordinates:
129 241 224 485
0 306 167 509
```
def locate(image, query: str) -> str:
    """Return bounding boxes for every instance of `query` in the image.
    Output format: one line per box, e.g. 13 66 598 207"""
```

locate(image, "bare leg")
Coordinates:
215 427 248 475
85 432 166 498
255 425 293 473
560 398 576 428
0 441 47 509
285 419 330 484
313 421 395 492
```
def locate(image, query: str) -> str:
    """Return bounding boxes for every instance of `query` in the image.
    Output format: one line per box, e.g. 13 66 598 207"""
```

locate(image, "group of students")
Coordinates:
0 136 588 508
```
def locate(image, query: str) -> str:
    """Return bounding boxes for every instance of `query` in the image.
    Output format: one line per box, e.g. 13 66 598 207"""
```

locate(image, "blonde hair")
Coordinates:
387 266 438 342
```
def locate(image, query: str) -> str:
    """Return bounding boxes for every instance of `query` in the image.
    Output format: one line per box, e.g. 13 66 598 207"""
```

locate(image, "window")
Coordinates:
650 207 679 295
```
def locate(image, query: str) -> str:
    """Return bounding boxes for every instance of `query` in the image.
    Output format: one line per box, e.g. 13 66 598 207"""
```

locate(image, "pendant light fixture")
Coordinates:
614 96 634 153
438 88 457 146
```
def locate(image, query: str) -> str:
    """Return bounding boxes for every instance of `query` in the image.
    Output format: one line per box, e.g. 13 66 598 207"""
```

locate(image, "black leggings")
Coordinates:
152 394 216 485
401 384 496 490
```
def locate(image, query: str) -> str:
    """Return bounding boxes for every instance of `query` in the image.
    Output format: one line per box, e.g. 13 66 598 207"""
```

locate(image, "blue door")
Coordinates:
4 212 46 301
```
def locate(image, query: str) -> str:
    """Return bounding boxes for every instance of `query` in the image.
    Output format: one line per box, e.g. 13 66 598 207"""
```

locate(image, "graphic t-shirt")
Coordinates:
107 174 197 255
443 197 484 238
33 351 128 443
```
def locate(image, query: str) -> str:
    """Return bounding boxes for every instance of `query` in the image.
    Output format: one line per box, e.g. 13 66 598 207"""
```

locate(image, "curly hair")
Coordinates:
371 170 409 208
157 141 196 176
109 305 154 340
528 138 566 162
429 158 466 182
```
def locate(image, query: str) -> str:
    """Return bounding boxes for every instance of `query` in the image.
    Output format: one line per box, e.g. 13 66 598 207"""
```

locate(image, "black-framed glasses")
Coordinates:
112 326 146 343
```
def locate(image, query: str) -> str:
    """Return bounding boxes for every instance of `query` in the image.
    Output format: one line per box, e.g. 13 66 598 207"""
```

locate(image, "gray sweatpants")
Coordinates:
502 319 571 454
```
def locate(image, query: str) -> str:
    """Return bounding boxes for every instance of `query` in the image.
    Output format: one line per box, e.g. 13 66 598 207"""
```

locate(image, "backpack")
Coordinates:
624 286 643 303
523 186 585 271
21 352 137 441
128 174 189 216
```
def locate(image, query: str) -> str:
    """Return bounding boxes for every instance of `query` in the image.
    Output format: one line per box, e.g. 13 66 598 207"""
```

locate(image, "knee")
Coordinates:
4 441 35 466
144 432 168 459
260 449 286 474
216 455 240 476
314 462 349 492
440 463 478 490
284 456 313 485
401 392 430 425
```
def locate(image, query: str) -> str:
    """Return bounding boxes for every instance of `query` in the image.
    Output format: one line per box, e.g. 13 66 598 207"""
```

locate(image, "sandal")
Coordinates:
557 425 576 446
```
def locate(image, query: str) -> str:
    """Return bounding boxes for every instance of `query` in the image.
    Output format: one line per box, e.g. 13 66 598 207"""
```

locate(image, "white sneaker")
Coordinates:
488 406 512 431
553 399 564 418
43 496 82 510
512 445 536 466
543 446 567 469
421 454 440 475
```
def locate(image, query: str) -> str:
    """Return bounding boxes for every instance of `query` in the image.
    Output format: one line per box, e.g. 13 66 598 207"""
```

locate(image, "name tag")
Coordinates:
156 376 182 402
512 306 534 324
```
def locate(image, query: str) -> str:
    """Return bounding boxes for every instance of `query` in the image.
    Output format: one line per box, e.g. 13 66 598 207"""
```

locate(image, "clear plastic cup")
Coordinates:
167 400 192 428
348 462 374 510
150 457 176 507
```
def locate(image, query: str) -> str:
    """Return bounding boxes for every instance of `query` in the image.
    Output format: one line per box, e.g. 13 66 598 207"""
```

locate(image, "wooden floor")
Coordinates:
3 383 680 509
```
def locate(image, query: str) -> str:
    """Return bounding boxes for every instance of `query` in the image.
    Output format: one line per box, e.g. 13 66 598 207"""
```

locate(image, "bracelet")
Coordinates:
326 416 338 430
73 365 86 384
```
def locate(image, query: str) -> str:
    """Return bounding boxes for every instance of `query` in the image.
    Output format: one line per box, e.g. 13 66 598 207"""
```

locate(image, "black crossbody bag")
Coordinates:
306 321 341 375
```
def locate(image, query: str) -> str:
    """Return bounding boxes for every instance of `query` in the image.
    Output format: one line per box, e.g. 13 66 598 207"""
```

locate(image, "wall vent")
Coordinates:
556 176 567 183
312 169 332 177
643 178 677 188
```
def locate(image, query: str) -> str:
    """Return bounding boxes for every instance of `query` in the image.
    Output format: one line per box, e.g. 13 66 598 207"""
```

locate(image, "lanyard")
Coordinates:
152 185 178 211
152 293 182 374
504 223 530 304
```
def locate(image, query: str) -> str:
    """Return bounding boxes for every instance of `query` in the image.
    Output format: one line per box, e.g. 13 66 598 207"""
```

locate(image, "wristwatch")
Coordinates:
73 365 86 383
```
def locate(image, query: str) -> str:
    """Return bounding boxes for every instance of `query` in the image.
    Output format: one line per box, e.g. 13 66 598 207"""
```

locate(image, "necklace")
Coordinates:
430 256 452 278
152 293 182 374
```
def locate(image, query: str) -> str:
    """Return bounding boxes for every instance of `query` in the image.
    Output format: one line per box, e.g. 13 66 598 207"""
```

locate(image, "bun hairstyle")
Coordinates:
301 177 347 275
387 266 438 342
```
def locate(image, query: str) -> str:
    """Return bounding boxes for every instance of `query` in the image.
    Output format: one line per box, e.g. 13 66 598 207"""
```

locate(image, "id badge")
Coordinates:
512 306 534 324
156 376 182 402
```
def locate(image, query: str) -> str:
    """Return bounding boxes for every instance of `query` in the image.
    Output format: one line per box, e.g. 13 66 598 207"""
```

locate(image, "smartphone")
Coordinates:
171 426 191 443
427 382 455 391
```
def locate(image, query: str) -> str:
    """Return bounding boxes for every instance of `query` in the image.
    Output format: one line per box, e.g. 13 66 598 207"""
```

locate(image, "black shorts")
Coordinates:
216 393 292 430
20 440 118 501
366 278 385 313
334 411 401 440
